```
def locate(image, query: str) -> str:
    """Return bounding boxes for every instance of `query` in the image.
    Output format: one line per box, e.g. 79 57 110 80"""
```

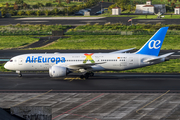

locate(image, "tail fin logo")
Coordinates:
148 40 161 49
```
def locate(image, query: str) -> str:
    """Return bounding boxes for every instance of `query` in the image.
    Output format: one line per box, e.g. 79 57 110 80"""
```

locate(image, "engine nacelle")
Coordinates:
49 66 67 77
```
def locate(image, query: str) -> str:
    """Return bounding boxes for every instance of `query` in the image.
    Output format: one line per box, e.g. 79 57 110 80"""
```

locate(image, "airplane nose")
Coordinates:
4 63 9 69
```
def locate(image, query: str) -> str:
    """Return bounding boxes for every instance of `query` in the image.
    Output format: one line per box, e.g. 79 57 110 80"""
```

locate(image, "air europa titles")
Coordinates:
26 56 65 64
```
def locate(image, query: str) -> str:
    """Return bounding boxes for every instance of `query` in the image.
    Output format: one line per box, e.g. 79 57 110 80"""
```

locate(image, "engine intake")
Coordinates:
49 66 68 77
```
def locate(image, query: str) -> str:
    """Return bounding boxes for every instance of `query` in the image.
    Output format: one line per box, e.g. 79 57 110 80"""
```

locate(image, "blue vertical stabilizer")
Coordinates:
136 27 169 56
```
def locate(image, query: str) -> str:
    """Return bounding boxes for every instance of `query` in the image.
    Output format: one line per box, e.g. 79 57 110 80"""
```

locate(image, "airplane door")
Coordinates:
18 58 23 65
128 57 134 65
120 57 127 66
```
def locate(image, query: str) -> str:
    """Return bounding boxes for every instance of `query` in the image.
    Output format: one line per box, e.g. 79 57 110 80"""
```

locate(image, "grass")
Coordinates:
36 35 180 50
133 15 180 19
0 36 39 49
120 59 180 73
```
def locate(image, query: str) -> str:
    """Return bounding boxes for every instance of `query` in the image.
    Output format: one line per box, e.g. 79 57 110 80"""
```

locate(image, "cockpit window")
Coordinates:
10 60 13 62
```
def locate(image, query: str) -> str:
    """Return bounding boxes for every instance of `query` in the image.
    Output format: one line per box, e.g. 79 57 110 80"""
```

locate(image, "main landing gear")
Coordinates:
16 71 22 77
80 72 94 79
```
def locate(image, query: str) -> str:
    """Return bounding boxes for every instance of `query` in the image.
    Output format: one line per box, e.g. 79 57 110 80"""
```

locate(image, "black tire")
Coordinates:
84 75 89 79
90 72 94 77
18 74 22 77
80 75 84 79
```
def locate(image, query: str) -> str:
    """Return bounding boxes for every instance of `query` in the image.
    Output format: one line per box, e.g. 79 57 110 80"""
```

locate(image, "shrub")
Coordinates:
1 8 7 16
44 9 49 16
15 0 24 5
32 4 39 9
52 8 59 15
36 10 40 16
17 10 24 15
37 3 44 8
23 3 28 9
26 10 32 16
45 3 52 7
8 10 15 16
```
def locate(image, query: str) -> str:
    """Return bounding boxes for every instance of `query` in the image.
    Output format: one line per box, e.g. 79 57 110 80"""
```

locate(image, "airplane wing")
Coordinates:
110 48 135 53
143 52 174 62
68 62 106 69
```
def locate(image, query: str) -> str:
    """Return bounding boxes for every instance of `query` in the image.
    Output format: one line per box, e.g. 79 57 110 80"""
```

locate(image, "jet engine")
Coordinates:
49 66 68 77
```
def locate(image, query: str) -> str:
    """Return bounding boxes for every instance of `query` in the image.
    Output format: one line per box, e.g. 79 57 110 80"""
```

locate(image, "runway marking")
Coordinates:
171 55 180 56
22 21 49 22
136 90 170 115
64 77 85 81
10 89 52 108
52 93 104 120
16 17 105 20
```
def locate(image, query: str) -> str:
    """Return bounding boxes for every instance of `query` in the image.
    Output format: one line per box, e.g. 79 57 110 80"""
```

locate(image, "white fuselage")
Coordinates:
4 53 163 72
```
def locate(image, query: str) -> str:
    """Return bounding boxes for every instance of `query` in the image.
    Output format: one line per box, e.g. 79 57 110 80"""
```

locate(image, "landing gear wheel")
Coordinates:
80 74 89 79
89 72 94 77
80 75 85 79
18 74 22 77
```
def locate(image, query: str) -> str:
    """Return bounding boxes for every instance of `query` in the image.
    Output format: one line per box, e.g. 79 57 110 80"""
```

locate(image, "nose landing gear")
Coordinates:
16 71 22 77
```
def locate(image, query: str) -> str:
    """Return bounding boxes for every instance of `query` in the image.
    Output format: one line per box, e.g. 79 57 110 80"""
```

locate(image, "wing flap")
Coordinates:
68 62 106 69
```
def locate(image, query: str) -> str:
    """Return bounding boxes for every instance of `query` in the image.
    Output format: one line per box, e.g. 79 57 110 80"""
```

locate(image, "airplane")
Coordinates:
4 27 174 79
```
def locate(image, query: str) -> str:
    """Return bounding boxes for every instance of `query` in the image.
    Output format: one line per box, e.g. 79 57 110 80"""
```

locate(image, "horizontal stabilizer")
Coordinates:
143 52 174 62
110 48 135 53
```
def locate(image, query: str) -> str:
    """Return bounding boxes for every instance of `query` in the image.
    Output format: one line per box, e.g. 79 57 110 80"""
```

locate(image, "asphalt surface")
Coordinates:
0 73 180 92
2 17 180 26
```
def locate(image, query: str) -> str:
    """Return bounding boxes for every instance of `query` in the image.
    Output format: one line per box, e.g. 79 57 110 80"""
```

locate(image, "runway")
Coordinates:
0 73 180 92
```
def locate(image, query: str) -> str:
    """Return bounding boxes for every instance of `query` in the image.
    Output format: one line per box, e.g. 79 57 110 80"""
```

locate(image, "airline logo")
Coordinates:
83 53 95 63
26 56 65 64
148 40 161 49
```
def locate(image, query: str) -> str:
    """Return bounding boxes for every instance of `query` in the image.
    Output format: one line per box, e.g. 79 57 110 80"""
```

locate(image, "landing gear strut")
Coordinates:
80 72 94 79
16 71 22 77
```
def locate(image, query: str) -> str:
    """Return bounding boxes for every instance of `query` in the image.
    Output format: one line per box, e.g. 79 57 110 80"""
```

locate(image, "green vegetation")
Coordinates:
133 14 180 19
0 36 39 49
66 23 180 35
0 0 99 16
0 24 71 35
108 59 180 73
36 35 180 50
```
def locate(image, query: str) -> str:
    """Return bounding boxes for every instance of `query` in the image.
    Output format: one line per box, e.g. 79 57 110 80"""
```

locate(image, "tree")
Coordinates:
58 0 61 4
127 4 131 11
23 3 28 9
6 3 9 9
66 0 70 4
14 3 19 10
